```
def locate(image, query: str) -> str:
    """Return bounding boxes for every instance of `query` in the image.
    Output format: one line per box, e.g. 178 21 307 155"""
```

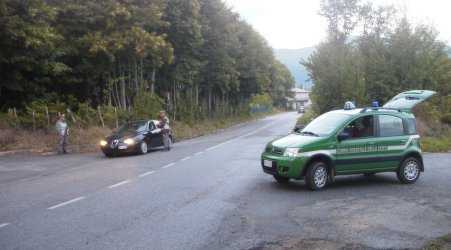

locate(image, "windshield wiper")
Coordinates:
300 131 319 137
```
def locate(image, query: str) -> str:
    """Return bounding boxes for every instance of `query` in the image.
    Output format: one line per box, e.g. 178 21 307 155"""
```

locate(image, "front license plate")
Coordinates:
118 145 127 150
263 160 273 168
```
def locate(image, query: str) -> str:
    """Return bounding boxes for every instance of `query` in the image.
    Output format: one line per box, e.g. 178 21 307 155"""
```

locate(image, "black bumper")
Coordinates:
101 145 139 155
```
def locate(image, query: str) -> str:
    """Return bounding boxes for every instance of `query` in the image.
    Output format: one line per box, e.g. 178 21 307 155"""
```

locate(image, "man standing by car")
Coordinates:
55 114 69 154
158 110 171 151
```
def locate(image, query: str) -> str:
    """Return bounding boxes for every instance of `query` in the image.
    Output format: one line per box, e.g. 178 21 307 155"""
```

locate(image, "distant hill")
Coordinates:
274 47 315 89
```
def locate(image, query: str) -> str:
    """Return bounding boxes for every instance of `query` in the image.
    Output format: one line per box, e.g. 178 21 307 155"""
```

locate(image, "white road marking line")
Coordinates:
162 163 176 169
47 196 85 210
139 171 155 178
194 151 204 156
180 156 191 162
206 143 226 151
0 223 10 229
205 121 277 151
108 180 131 189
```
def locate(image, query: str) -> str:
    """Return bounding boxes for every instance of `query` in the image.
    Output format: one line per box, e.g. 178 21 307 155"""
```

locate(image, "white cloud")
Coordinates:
225 0 451 49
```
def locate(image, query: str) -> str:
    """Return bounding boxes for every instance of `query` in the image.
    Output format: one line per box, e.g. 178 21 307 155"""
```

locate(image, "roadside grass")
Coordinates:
0 111 279 154
0 126 111 153
421 135 451 153
423 234 451 250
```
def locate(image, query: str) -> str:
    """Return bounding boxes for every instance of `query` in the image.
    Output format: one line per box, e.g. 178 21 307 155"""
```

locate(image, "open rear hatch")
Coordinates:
383 90 436 111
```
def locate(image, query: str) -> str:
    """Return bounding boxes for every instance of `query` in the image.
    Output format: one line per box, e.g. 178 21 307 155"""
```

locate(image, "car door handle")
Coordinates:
400 140 408 144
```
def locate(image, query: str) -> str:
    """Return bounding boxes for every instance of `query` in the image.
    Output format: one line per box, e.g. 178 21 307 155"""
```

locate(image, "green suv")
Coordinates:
261 90 436 190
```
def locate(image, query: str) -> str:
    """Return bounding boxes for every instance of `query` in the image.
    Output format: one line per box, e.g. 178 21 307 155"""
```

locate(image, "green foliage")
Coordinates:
249 94 273 113
76 103 97 128
421 136 451 153
132 92 164 120
297 109 318 126
304 1 451 115
0 0 294 125
99 105 128 128
20 100 67 129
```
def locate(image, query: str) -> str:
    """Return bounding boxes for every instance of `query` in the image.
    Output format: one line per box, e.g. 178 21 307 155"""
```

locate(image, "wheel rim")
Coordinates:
314 166 327 188
404 160 419 181
141 142 148 153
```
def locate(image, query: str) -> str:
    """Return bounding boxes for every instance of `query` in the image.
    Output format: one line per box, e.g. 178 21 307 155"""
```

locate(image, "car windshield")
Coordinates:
300 112 351 137
117 121 148 134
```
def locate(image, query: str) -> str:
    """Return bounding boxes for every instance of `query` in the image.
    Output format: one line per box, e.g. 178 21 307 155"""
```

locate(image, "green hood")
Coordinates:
271 134 323 148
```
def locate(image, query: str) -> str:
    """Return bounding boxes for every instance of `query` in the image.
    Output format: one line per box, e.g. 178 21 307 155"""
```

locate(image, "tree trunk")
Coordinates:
173 80 177 121
208 87 212 116
151 68 156 95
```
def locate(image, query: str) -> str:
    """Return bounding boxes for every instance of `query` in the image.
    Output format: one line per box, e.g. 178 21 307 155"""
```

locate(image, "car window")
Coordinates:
117 121 148 134
149 121 156 131
301 112 351 137
343 115 374 139
378 115 404 137
404 118 417 135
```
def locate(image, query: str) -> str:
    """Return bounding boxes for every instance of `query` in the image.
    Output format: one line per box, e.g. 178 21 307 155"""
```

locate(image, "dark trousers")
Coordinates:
58 135 68 154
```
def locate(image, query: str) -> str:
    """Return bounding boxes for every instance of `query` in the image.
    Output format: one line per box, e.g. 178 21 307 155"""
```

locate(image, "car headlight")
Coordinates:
100 140 108 147
284 148 300 158
124 138 135 145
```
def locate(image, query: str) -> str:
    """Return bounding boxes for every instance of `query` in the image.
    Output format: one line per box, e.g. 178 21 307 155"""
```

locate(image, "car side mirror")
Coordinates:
337 131 351 141
293 124 304 133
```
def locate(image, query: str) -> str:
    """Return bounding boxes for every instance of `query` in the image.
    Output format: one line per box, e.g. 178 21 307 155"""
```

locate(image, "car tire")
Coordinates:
305 161 329 191
139 141 148 155
167 136 172 150
397 157 421 184
273 175 290 184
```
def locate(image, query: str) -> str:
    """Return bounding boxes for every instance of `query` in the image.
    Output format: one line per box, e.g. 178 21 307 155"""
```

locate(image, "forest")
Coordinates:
302 0 451 151
0 0 295 128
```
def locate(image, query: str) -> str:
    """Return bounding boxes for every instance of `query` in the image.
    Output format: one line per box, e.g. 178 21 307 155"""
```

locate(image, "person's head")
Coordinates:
59 114 66 121
159 110 166 118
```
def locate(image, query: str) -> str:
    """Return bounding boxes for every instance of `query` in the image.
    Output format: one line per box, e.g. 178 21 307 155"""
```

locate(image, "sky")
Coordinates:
224 0 451 49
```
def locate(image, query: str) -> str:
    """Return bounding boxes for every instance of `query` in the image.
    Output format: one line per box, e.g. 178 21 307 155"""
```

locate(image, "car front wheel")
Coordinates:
139 141 148 154
305 161 329 191
397 157 421 184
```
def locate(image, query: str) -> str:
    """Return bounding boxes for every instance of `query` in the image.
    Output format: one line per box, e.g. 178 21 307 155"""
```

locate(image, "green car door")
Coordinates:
370 114 412 170
335 115 381 174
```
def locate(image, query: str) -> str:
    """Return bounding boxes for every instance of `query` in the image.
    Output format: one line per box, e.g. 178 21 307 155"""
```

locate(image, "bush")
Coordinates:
133 91 164 120
421 136 451 152
297 109 317 126
249 93 273 113
75 103 97 128
20 100 67 129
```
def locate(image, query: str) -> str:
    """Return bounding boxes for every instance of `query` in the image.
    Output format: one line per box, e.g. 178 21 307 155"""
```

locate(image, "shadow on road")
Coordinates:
265 174 401 193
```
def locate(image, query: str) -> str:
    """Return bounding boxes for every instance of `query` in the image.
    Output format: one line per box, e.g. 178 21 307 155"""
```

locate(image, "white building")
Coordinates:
287 88 311 110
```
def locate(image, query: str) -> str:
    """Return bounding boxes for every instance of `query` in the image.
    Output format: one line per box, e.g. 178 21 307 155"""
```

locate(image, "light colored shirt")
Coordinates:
56 120 68 136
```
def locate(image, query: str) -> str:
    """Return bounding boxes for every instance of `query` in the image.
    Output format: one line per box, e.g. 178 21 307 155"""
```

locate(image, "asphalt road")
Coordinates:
0 112 450 250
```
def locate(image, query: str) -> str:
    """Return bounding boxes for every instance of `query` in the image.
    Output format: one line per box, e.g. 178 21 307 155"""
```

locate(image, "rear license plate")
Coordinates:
263 160 273 168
